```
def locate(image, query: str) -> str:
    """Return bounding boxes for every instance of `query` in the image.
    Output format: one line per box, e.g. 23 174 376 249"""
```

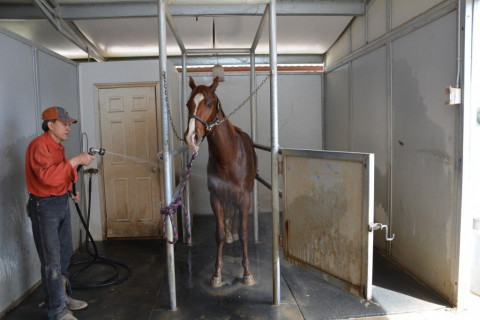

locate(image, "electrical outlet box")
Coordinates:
445 86 462 106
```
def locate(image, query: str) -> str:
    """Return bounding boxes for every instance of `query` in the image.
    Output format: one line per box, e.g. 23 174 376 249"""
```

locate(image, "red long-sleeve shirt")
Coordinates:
25 132 78 197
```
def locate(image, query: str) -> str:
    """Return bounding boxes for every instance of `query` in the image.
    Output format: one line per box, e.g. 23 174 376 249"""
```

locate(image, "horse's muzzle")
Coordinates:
186 132 200 151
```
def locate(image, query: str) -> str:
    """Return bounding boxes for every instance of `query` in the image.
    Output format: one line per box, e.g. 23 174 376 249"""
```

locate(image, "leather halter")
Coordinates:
188 98 221 133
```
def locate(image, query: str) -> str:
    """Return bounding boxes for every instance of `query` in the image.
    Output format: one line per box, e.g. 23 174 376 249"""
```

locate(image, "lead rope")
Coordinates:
160 151 198 244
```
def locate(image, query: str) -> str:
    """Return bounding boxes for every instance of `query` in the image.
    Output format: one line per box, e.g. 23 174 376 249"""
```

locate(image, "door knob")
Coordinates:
152 167 158 173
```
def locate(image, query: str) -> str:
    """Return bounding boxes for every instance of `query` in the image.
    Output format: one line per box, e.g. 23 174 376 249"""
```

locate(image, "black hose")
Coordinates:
69 165 132 289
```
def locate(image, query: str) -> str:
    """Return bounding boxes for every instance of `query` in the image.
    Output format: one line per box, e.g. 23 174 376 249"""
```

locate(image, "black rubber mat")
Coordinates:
2 213 448 320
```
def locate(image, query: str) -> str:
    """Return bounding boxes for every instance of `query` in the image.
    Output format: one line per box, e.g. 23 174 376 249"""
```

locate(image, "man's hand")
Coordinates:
71 191 80 203
69 152 95 168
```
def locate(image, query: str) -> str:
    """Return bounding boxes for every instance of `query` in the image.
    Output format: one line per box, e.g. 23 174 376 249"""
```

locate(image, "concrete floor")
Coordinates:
2 212 477 320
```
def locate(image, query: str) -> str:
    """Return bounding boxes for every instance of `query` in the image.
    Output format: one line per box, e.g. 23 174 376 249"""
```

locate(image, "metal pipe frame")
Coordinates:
158 0 280 308
268 0 281 306
157 0 176 311
181 52 193 246
250 50 259 244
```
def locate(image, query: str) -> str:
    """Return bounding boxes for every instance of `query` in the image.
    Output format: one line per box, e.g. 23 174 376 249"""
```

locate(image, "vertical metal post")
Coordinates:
181 52 193 246
269 0 280 305
250 51 259 244
157 0 176 310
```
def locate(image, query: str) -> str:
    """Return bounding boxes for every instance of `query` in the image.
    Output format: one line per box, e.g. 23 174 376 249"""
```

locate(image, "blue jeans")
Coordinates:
27 193 73 320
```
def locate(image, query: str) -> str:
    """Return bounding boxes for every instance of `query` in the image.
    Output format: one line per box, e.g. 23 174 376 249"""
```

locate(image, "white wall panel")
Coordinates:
351 46 389 250
325 64 350 151
391 12 457 301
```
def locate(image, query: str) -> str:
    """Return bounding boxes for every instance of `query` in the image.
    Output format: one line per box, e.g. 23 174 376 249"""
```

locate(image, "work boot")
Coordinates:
62 275 88 310
66 296 88 311
57 310 77 320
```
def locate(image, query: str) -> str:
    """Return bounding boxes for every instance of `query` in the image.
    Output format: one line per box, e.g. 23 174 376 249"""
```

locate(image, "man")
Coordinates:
25 106 95 320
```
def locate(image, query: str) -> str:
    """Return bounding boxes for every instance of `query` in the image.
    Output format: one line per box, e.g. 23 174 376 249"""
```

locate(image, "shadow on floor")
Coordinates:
2 213 448 320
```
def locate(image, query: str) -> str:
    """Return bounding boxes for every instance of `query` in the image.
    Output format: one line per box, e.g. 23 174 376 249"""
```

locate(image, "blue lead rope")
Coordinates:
161 151 198 244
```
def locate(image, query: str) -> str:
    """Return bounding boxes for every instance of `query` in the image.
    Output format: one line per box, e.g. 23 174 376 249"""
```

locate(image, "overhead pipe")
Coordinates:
251 4 269 51
165 4 186 53
33 0 104 61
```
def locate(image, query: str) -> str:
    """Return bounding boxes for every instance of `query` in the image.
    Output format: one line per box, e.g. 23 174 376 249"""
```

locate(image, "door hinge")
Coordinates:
278 157 283 175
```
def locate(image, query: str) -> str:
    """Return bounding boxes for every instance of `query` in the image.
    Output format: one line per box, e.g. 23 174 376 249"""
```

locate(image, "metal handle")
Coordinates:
369 223 395 241
152 167 158 173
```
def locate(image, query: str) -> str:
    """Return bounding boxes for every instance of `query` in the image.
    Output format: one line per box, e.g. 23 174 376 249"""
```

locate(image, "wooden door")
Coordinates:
98 85 163 238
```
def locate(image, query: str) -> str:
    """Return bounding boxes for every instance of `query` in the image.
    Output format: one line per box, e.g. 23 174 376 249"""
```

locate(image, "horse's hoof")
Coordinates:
210 276 223 288
243 274 255 286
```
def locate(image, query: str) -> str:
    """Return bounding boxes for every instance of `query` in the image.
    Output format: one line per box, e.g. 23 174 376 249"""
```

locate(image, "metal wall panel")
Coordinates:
325 64 350 151
326 30 350 67
351 15 365 52
37 50 81 247
391 0 444 29
0 30 39 315
0 29 80 315
391 12 457 301
351 46 389 250
282 149 374 299
367 0 387 42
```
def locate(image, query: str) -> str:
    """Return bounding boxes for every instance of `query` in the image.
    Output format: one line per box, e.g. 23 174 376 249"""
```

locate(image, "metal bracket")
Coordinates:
83 168 99 174
369 222 395 241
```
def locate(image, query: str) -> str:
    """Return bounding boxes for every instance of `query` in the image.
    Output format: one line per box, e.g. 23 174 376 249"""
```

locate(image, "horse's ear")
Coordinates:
210 76 219 91
189 77 196 90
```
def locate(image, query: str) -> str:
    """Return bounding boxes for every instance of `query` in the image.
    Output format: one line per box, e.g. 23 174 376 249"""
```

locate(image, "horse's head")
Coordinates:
184 76 221 151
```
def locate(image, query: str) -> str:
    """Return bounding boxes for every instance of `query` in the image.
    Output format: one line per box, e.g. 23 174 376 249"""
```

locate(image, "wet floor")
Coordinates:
3 212 453 320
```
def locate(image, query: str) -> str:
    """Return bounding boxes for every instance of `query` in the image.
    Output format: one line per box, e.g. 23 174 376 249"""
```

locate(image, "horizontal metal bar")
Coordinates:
0 1 364 20
186 48 252 55
255 174 283 198
171 146 188 158
169 54 324 66
253 143 271 152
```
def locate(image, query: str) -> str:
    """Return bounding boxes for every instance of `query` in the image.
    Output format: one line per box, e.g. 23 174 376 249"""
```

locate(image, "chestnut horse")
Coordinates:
184 76 257 287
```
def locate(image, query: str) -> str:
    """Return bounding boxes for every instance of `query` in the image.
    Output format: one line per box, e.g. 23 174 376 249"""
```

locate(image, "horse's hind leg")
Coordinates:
210 196 225 288
239 195 255 286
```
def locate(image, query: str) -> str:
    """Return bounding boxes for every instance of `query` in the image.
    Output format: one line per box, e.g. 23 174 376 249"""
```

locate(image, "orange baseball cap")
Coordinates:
42 106 77 124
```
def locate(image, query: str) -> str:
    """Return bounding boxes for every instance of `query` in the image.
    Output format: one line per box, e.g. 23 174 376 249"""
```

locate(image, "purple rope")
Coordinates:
161 151 198 244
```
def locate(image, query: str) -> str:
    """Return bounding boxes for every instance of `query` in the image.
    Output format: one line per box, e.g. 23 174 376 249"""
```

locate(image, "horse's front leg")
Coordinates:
210 195 225 288
239 194 255 286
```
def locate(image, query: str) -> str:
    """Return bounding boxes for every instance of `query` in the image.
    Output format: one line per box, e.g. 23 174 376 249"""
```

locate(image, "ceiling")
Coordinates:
0 0 363 65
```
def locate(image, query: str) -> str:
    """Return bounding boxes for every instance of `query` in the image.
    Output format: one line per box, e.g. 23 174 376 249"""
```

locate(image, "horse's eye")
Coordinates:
207 102 212 108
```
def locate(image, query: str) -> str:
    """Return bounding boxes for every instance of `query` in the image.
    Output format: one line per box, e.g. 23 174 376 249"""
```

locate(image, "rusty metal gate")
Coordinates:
282 149 375 299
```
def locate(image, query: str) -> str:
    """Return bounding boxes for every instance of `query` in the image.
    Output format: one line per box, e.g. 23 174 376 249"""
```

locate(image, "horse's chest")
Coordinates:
207 169 246 201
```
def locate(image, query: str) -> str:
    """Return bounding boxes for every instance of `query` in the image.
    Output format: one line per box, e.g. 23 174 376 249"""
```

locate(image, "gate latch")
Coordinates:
369 223 395 241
